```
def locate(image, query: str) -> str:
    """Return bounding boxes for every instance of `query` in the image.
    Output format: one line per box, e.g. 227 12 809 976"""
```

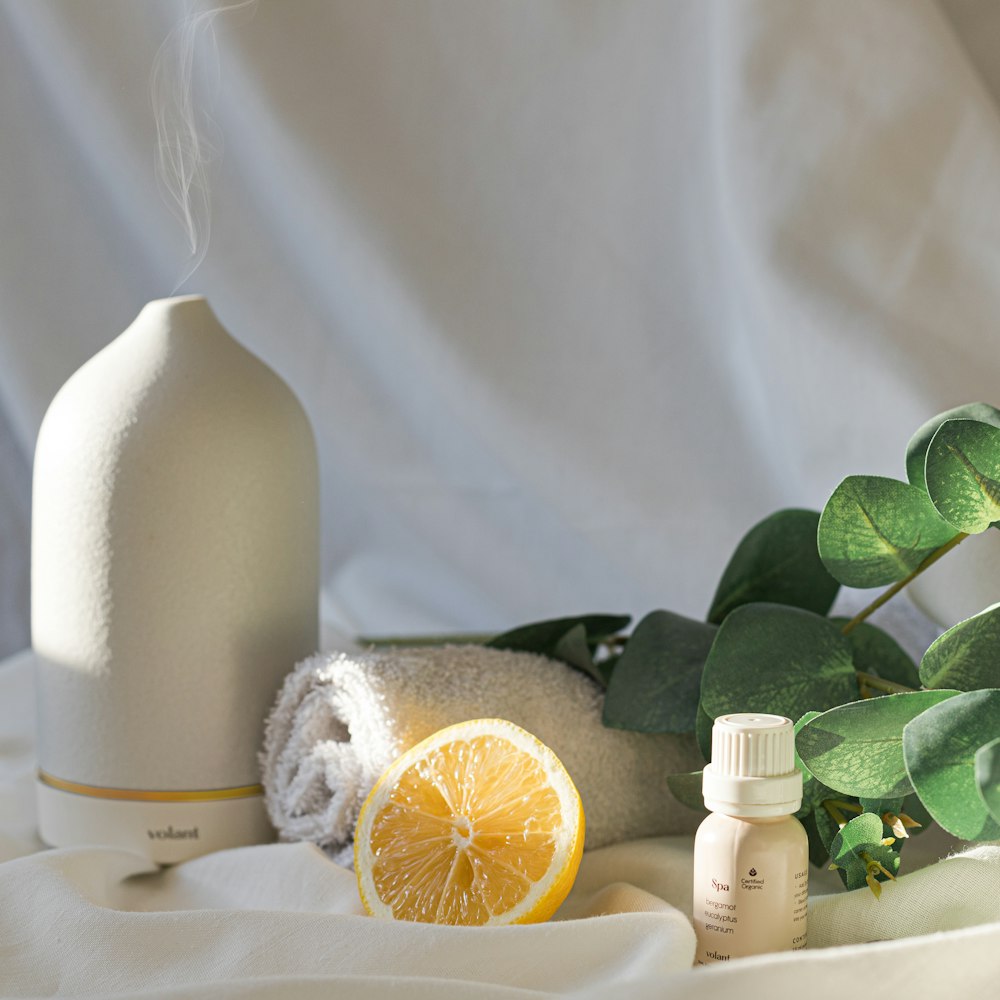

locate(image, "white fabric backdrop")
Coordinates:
4 0 1000 652
6 3 1000 993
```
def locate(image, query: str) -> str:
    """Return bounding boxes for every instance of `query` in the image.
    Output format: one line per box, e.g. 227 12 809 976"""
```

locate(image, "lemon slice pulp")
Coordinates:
354 718 585 925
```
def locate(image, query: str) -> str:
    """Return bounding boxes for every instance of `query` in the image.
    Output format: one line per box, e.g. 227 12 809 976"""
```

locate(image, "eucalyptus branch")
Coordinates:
358 632 495 648
823 799 862 828
840 531 969 636
856 672 916 696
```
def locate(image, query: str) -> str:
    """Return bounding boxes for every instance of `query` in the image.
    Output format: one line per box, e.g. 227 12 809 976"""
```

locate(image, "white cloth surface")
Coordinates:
261 646 703 861
5 0 1000 655
4 649 1000 998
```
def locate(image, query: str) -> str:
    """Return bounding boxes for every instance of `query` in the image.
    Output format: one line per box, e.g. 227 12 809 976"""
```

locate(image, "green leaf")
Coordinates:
695 702 714 762
602 611 716 733
903 689 1000 840
797 691 958 799
975 737 1000 825
666 770 707 813
818 476 957 587
859 796 904 822
830 811 882 859
925 419 1000 533
831 619 921 690
907 403 1000 493
487 614 630 652
919 603 1000 691
801 808 837 868
794 712 836 816
699 603 857 722
487 614 630 685
829 812 900 892
707 509 840 624
899 792 934 837
552 624 605 685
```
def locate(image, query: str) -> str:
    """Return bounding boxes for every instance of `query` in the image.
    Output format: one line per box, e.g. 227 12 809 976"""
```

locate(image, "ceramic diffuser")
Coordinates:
31 296 319 863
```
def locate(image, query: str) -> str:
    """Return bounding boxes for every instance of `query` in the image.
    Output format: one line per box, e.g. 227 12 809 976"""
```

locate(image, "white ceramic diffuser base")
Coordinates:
36 778 274 865
32 296 319 864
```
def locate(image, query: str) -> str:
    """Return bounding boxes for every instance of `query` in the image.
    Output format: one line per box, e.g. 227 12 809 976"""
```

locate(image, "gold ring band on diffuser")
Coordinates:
36 772 274 865
37 770 264 802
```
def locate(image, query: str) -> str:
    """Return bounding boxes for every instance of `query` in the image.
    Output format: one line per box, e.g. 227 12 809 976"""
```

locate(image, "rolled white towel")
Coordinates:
261 645 705 865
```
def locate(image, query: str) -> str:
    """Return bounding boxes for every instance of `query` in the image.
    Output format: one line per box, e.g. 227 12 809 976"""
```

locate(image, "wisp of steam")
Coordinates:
150 1 254 292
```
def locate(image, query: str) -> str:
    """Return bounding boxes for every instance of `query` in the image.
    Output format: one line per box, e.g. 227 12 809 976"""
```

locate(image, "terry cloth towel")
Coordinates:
261 645 705 864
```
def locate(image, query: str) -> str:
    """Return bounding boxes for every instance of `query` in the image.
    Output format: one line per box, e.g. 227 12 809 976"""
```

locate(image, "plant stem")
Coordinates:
358 632 496 648
840 531 969 636
856 672 915 695
823 799 862 828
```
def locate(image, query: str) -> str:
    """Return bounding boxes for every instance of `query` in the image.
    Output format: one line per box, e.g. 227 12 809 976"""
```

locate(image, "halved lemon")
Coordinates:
354 718 585 925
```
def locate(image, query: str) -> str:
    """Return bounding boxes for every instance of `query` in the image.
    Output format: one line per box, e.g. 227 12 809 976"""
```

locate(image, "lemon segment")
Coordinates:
355 718 585 926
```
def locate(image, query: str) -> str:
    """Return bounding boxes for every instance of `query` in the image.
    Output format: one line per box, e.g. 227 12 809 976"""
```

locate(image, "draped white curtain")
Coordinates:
2 0 1000 652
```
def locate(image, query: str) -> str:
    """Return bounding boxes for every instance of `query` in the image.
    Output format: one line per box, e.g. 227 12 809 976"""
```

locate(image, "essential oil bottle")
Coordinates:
692 713 808 964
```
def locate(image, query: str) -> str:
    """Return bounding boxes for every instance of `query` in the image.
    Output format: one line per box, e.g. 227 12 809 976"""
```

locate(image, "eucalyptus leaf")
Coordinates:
854 796 926 841
831 618 921 690
906 402 1000 493
487 614 630 684
829 812 883 860
695 702 714 763
699 604 857 723
858 796 904 816
666 770 708 813
903 689 1000 840
899 793 934 837
707 509 839 624
919 603 1000 691
975 737 1000 826
801 809 836 868
552 624 605 685
602 611 716 733
818 476 957 587
829 812 900 892
794 712 836 816
797 691 958 798
812 799 844 859
925 419 1000 533
857 797 916 843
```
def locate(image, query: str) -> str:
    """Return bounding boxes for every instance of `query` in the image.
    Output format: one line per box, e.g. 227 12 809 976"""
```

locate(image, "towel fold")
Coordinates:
261 645 704 864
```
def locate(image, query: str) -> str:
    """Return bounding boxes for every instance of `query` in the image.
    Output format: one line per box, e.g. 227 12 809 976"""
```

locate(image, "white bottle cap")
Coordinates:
702 713 803 818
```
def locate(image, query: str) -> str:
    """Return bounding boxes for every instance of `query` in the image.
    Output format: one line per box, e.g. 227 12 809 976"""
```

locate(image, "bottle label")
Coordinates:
694 854 807 964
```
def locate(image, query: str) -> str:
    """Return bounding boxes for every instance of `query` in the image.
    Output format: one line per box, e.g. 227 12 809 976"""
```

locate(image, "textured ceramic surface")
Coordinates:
32 296 319 792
